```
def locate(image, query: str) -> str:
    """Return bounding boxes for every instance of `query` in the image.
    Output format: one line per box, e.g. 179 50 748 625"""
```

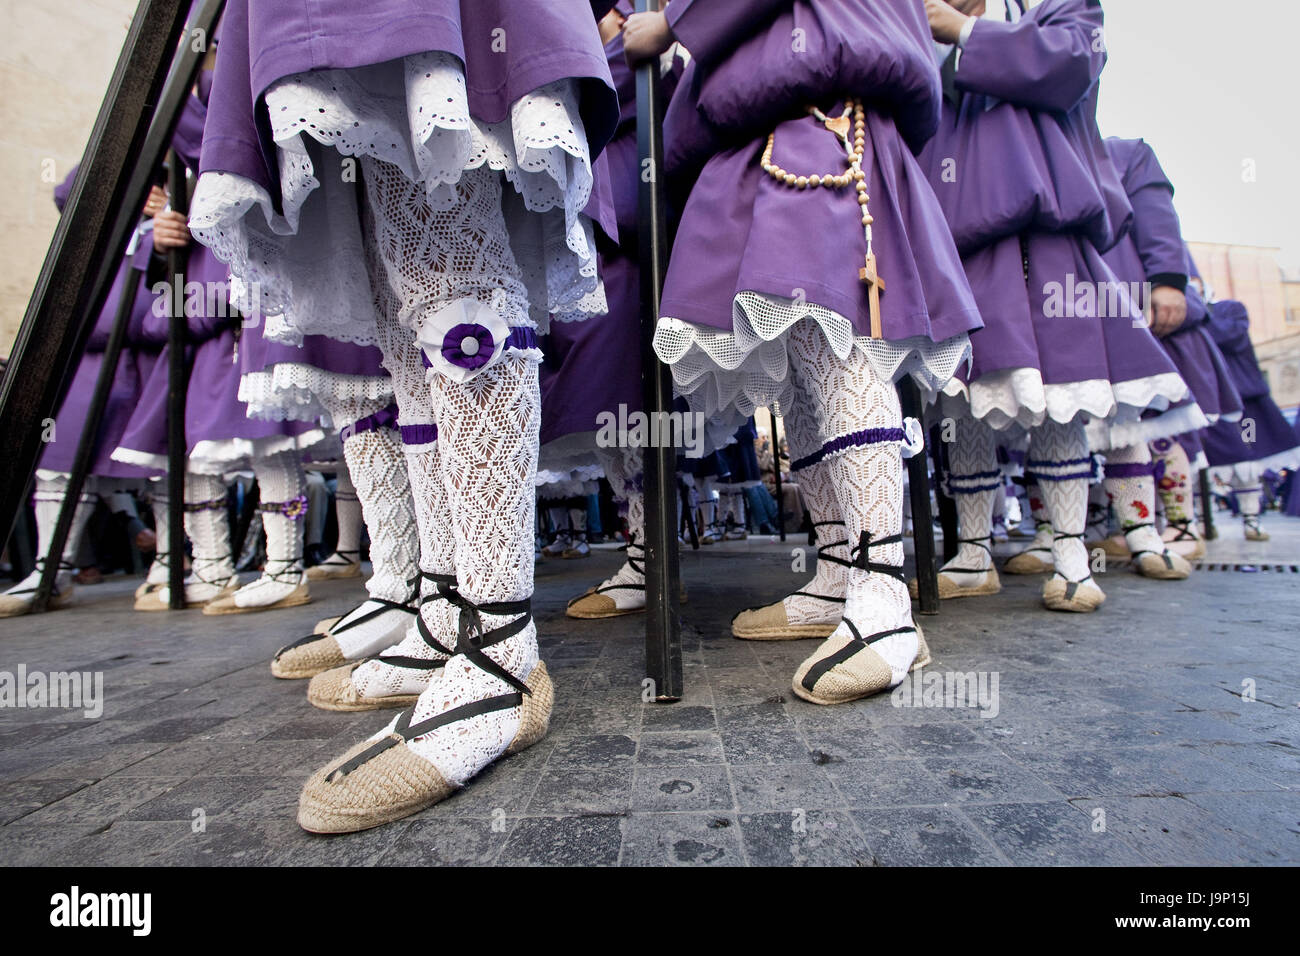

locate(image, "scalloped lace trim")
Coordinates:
653 292 971 419
238 364 393 425
189 51 599 347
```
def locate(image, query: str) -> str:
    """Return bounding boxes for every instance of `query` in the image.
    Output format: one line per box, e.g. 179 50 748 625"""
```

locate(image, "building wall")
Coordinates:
1187 241 1290 345
1257 333 1300 418
0 0 137 358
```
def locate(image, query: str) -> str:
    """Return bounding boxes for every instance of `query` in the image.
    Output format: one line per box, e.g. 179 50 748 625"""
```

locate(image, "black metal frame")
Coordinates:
899 380 940 615
2 0 226 611
636 0 682 702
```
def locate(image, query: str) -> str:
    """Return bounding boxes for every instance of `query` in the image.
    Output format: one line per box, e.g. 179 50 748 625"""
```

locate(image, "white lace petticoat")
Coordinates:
653 291 972 420
938 363 1201 443
189 51 601 349
238 364 394 426
1210 446 1300 486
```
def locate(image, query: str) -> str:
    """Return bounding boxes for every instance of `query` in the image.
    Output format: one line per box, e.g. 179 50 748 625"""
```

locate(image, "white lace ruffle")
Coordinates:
187 431 327 475
238 364 393 425
189 51 599 347
654 292 972 420
1209 446 1300 485
1085 401 1209 453
535 461 606 497
940 367 1194 434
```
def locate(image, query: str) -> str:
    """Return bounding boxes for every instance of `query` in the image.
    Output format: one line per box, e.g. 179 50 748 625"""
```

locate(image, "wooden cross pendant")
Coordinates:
824 114 851 140
860 252 885 338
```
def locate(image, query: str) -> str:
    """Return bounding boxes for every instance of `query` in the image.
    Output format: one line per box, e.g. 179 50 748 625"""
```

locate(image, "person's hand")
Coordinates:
1150 286 1188 337
142 185 167 219
623 10 674 65
152 209 191 251
925 0 971 44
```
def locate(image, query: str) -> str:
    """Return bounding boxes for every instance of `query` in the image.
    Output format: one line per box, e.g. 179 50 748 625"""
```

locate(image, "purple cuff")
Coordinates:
400 423 439 447
350 404 400 437
420 327 540 369
792 428 908 473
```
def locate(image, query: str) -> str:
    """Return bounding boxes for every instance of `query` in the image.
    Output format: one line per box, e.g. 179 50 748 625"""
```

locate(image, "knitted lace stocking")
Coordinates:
332 465 363 560
4 474 97 596
183 472 235 586
340 427 419 605
1027 418 1094 582
776 387 849 625
787 319 915 681
943 417 999 574
593 445 646 600
145 480 170 585
1102 444 1165 555
249 451 308 597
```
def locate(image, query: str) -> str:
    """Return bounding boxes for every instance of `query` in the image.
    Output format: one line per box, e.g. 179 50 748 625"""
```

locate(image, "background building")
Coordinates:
0 0 136 355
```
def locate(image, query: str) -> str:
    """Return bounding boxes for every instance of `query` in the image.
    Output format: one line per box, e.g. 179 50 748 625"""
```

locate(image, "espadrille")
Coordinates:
307 661 423 711
0 569 74 618
1095 534 1131 560
1132 549 1191 580
134 573 239 611
1003 548 1053 575
1042 574 1105 613
313 615 343 634
1162 521 1205 560
271 634 348 680
792 622 930 706
203 579 310 615
908 567 1001 600
731 600 839 640
306 550 362 580
1243 517 1269 542
298 660 553 833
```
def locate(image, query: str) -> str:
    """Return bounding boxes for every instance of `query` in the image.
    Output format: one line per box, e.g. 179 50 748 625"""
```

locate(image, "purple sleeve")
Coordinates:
54 165 80 212
666 0 796 69
1121 141 1189 284
955 0 1104 114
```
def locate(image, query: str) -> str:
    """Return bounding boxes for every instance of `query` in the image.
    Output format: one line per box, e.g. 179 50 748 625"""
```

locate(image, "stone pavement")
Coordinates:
0 511 1297 866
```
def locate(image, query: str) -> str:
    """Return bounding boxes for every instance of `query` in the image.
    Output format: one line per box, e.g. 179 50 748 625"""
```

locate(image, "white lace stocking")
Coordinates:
333 466 363 558
594 446 646 598
181 473 232 582
4 474 96 596
145 481 170 585
340 427 419 605
1028 419 1093 582
944 417 999 573
787 319 915 680
1103 444 1165 555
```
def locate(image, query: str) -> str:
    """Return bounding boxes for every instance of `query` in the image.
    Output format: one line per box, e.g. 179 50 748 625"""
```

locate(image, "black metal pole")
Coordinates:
931 424 960 563
899 380 939 615
636 0 682 702
31 264 144 611
1199 469 1217 542
166 151 191 609
0 0 223 550
769 408 786 542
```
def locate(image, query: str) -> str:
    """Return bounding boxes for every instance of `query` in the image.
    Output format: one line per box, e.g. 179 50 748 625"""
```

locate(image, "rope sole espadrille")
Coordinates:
1003 549 1054 575
306 661 422 712
271 634 348 680
133 576 239 612
908 568 1001 600
306 562 362 581
731 602 838 641
1163 532 1206 561
791 623 930 706
1132 550 1191 581
0 588 72 618
298 660 554 833
565 587 642 619
314 615 343 635
1092 535 1131 560
1042 576 1106 613
202 581 311 615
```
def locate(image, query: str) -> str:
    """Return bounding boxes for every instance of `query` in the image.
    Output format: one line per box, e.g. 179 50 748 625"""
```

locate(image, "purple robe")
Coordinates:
917 0 1183 399
540 10 656 448
199 0 618 199
1102 137 1242 423
1201 300 1300 468
659 0 981 346
116 89 313 466
40 169 161 478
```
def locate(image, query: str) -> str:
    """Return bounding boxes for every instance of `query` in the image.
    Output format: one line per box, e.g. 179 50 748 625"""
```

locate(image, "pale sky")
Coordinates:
1096 0 1300 273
